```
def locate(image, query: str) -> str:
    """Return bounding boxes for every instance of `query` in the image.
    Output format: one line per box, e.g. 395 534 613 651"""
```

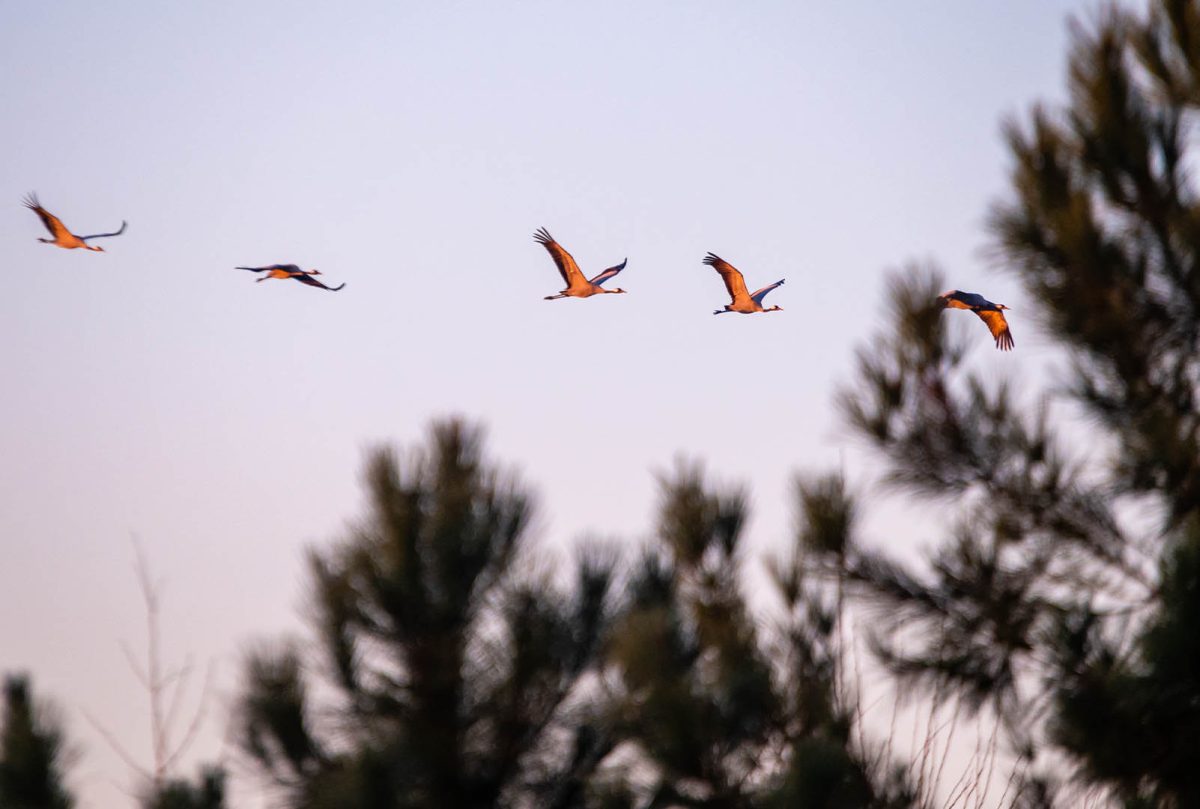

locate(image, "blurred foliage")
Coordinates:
236 419 621 809
605 463 914 809
234 433 913 809
142 767 226 809
0 675 74 809
820 1 1200 805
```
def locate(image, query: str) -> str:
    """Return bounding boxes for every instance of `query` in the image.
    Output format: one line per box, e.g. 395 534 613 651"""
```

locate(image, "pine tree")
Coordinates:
603 464 914 809
0 675 74 809
235 419 619 809
819 1 1200 804
142 766 225 809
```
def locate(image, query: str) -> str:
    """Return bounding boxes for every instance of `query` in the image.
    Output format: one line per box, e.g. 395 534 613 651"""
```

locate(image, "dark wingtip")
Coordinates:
702 252 720 266
533 226 553 244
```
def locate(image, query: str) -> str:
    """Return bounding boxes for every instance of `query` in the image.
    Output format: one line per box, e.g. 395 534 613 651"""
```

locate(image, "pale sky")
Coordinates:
2 1 1092 806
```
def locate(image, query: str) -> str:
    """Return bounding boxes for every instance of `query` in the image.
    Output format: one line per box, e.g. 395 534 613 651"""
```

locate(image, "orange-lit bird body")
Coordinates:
704 253 784 315
938 289 1014 351
23 193 126 251
534 227 627 299
236 264 345 291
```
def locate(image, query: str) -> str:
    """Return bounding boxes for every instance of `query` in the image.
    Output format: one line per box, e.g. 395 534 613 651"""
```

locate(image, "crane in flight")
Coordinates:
23 193 127 251
937 290 1013 351
534 227 627 300
236 264 345 291
703 253 784 315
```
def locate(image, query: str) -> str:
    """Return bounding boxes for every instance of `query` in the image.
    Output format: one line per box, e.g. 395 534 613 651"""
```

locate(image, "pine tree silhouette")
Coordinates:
236 419 620 808
816 2 1200 804
0 675 74 809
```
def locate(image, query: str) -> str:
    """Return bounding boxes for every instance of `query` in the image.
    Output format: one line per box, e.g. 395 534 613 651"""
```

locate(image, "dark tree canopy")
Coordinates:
236 419 621 809
234 428 914 809
605 463 913 809
0 675 74 809
142 767 226 809
822 1 1200 805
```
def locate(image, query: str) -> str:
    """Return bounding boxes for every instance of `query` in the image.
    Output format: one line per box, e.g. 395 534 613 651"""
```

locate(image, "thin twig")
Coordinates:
162 659 216 774
83 709 152 782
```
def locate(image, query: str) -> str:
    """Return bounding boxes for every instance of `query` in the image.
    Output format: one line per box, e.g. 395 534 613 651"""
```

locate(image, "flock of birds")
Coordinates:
23 195 1015 350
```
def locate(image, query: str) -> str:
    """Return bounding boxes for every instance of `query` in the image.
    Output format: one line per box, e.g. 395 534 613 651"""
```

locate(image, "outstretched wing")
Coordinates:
939 289 989 310
534 228 586 287
292 274 345 291
79 221 127 241
588 259 627 287
703 253 749 304
750 278 784 305
23 194 72 241
974 309 1014 351
235 264 302 273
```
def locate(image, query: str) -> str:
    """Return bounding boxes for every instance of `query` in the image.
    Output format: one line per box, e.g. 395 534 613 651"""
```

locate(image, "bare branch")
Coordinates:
119 641 150 689
83 709 152 783
161 659 216 774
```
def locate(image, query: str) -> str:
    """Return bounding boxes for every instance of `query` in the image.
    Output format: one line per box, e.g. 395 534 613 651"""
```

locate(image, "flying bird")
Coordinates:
534 227 627 300
23 193 126 251
236 264 345 291
938 290 1013 350
703 253 784 315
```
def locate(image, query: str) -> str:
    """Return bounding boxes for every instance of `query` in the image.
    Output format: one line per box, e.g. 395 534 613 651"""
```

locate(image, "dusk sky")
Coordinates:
2 2 1094 805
